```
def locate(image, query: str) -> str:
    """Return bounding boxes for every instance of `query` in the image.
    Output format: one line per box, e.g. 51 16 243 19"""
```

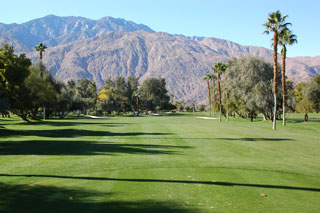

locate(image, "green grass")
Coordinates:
0 113 320 212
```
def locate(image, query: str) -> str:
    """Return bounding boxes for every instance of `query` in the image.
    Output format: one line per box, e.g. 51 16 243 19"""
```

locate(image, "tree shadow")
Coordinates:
162 113 187 117
0 182 194 213
1 174 319 193
0 128 172 138
286 118 320 124
17 120 131 127
0 140 191 155
217 138 295 142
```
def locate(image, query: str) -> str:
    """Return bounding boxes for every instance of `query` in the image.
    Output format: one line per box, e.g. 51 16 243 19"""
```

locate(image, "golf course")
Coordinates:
0 113 319 212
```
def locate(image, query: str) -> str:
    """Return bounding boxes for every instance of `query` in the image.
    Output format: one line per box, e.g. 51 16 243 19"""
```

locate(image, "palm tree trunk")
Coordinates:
43 107 46 120
212 80 215 116
218 73 222 123
207 81 211 117
272 32 278 130
136 96 139 116
225 93 229 122
282 47 286 126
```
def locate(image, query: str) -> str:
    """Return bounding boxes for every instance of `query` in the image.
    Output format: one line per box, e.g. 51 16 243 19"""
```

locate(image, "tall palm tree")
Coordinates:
213 62 227 122
263 10 290 129
35 42 48 120
279 29 297 125
35 42 47 60
210 72 217 116
203 74 212 117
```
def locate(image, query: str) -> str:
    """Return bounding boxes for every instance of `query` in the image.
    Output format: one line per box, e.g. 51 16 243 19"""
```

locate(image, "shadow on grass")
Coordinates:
0 140 190 155
17 121 130 127
0 182 194 213
116 137 295 142
218 138 295 142
162 113 187 117
1 174 319 193
286 118 320 124
0 128 171 138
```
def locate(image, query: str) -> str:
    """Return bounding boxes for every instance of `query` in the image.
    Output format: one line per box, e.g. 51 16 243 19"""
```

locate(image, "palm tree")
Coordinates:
210 72 217 116
263 10 290 129
133 90 141 116
35 42 48 78
279 29 297 125
213 62 227 122
35 42 47 60
203 74 212 117
34 42 48 120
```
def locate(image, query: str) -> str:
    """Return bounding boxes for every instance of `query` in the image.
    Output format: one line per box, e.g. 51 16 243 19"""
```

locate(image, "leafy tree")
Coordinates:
54 84 72 118
51 80 82 118
173 100 184 112
224 56 282 121
97 77 173 114
24 63 56 120
296 75 320 121
283 80 296 113
279 29 297 125
76 78 97 115
97 77 138 115
68 80 83 112
295 82 310 121
140 78 172 112
304 75 320 113
263 10 290 129
196 104 206 112
212 62 227 122
0 85 10 114
127 77 139 112
184 105 193 112
0 44 32 122
103 77 129 114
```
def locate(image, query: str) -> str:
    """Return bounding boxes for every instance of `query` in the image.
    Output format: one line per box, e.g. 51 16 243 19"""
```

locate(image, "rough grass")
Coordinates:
0 113 319 212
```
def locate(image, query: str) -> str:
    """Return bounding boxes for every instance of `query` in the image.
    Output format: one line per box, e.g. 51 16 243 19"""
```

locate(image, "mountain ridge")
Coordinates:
0 15 318 103
0 14 154 50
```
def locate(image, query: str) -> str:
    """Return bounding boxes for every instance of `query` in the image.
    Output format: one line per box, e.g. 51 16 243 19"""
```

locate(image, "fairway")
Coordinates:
1 114 320 212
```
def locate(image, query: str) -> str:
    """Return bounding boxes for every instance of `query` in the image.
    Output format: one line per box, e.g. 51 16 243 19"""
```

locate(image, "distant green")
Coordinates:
0 113 319 212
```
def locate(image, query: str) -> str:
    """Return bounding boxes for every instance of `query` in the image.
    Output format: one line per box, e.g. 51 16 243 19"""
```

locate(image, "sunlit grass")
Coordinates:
0 113 319 212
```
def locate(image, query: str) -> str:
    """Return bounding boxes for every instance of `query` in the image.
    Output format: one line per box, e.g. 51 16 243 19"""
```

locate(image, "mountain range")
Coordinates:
0 15 319 103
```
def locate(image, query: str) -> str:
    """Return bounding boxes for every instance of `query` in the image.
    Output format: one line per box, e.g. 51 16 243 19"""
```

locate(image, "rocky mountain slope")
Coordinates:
0 15 154 50
1 15 318 103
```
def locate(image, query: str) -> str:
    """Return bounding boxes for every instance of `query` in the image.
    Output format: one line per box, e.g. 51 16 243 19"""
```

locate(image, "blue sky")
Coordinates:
1 0 319 57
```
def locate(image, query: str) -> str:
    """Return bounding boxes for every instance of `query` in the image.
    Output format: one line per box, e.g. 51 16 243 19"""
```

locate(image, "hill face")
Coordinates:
0 15 154 50
286 56 320 83
1 15 318 103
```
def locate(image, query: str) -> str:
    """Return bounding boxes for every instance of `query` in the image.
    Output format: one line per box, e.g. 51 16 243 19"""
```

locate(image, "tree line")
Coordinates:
203 56 319 123
203 10 319 128
0 44 174 122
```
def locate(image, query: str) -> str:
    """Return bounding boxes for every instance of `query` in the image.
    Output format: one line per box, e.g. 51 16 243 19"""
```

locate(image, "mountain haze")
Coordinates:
1 15 318 103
